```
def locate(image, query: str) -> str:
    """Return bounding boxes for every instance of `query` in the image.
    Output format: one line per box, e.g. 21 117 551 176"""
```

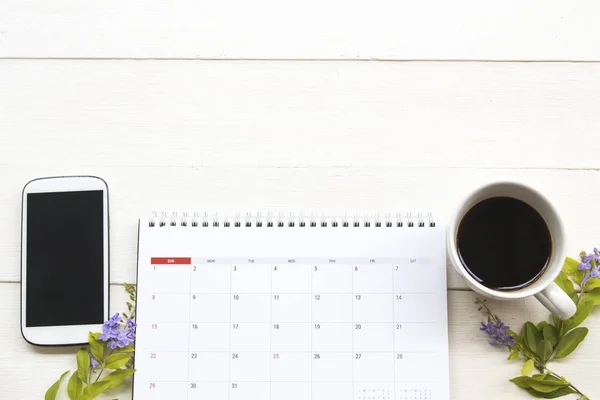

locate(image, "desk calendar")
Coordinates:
133 213 450 400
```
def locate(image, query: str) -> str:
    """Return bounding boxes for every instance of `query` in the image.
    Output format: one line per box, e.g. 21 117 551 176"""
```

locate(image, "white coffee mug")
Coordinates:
447 182 576 320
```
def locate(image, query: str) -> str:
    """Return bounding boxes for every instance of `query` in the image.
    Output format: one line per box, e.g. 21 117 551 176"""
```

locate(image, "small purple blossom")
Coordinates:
99 313 122 342
89 351 99 368
99 313 136 349
578 248 600 286
480 318 515 347
108 330 130 349
583 265 600 286
579 256 592 271
125 319 137 342
579 250 600 270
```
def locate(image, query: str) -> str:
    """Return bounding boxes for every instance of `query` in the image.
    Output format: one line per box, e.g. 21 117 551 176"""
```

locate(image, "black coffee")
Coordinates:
457 196 552 290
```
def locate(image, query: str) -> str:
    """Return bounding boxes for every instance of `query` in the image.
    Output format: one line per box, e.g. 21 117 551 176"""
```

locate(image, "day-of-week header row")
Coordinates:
150 257 430 265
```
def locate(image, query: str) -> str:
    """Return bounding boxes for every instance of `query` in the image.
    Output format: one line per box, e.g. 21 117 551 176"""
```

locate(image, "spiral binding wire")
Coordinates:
148 212 436 228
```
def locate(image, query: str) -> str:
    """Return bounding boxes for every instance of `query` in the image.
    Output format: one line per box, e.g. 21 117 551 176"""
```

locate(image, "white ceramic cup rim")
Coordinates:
447 181 567 300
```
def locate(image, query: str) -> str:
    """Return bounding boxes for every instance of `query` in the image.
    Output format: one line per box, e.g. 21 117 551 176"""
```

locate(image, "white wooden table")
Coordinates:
2 1 600 398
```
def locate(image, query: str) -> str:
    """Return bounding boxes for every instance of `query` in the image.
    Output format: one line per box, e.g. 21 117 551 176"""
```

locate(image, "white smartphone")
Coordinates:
21 176 109 346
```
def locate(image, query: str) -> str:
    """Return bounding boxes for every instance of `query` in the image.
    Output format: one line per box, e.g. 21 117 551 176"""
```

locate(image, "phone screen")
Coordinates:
26 190 105 327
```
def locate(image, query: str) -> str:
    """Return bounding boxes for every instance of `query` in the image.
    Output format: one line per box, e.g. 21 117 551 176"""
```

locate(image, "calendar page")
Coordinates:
133 215 449 400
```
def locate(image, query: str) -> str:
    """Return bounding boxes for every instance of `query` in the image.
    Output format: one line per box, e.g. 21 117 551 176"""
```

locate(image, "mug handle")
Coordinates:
534 283 577 320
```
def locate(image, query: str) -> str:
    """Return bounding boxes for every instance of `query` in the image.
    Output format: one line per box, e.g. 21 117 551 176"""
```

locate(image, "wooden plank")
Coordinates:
1 283 597 399
1 1 599 60
2 60 600 169
0 164 598 288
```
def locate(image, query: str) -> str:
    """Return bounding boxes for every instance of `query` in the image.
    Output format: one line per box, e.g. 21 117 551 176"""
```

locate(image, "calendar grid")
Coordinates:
269 263 273 399
351 264 355 397
145 320 437 325
146 350 437 355
186 262 192 400
392 264 397 398
155 291 434 295
144 380 435 383
228 263 233 400
310 265 313 400
136 250 447 399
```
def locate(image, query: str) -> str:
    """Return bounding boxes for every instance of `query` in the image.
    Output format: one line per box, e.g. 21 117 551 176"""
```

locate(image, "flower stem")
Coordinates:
544 367 588 398
94 367 104 383
94 349 114 383
477 298 501 324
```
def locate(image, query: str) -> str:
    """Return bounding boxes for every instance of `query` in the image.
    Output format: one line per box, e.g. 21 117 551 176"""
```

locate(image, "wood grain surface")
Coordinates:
0 1 599 60
1 2 600 398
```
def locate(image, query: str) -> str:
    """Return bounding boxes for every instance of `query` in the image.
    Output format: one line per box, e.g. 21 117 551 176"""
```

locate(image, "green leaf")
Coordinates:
101 368 136 389
76 348 90 383
67 371 83 400
510 376 533 389
561 300 593 334
508 349 519 360
542 325 559 348
587 278 600 289
522 322 543 354
537 321 549 332
45 370 69 400
104 353 131 369
80 381 112 400
573 269 586 286
116 346 135 353
555 327 589 359
563 257 580 275
525 387 577 398
555 271 575 296
511 375 572 397
521 359 535 376
88 332 104 365
537 340 553 363
584 287 600 305
528 379 570 393
552 315 563 338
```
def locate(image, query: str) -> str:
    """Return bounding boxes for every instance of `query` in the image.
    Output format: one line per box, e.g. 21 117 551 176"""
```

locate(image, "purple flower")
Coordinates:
99 313 122 342
584 266 600 286
583 274 591 286
579 249 600 270
125 319 137 342
579 256 592 271
98 313 136 349
89 351 99 368
480 318 515 347
107 330 128 349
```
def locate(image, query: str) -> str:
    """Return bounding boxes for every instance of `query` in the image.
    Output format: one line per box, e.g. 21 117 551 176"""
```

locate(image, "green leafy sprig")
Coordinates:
45 284 137 400
476 251 600 399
